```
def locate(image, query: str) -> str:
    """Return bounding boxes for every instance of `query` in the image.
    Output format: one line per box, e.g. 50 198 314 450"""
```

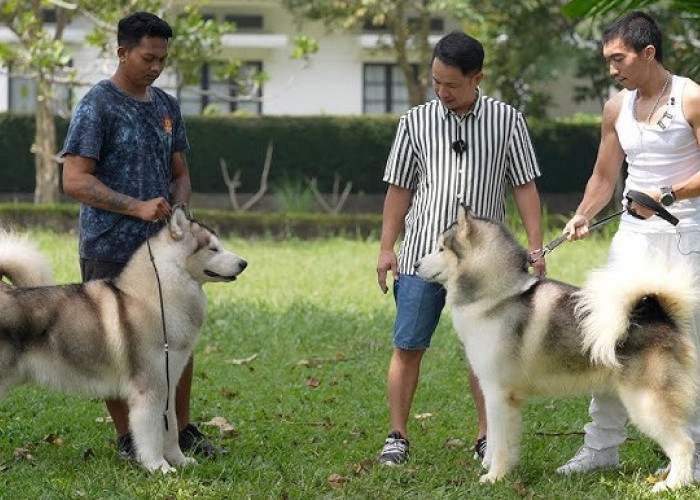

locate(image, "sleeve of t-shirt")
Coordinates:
505 113 541 187
60 90 104 160
382 115 417 190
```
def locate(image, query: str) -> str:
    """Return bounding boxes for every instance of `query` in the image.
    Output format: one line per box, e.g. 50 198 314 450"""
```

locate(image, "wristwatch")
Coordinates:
660 186 676 207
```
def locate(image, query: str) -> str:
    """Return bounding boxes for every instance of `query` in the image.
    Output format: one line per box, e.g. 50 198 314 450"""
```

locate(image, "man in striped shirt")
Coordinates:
376 30 546 466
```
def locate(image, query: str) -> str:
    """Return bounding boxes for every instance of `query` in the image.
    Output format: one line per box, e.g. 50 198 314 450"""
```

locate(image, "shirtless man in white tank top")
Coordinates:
556 11 700 479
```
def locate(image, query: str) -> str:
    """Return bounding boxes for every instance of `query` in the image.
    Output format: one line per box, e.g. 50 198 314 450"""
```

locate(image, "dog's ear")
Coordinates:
169 205 191 240
457 204 472 229
173 203 192 220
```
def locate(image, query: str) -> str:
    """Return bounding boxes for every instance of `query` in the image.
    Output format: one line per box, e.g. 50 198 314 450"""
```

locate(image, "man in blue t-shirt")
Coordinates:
61 11 220 460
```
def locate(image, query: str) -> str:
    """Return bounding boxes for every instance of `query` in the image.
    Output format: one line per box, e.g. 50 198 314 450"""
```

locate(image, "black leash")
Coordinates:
529 189 679 263
146 224 171 432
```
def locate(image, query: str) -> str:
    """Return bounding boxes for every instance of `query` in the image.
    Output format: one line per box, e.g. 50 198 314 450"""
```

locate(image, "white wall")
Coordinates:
0 69 8 111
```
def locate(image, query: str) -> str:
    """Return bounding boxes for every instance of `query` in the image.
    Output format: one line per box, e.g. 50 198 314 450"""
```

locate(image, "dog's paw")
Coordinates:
178 456 197 467
479 471 503 483
652 480 670 493
144 459 176 474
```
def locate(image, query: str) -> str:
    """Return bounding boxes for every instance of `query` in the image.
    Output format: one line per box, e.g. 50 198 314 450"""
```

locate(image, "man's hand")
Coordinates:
563 214 589 241
529 253 546 278
377 249 398 294
136 197 172 222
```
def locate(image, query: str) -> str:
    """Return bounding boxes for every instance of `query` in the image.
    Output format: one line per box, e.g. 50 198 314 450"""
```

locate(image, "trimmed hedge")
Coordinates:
0 113 599 195
0 203 383 240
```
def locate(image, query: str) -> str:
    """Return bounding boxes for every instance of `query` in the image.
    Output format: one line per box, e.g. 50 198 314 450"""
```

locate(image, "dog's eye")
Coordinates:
209 246 219 253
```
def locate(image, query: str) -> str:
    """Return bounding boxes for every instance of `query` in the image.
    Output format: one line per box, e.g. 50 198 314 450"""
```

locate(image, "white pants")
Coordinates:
584 229 700 451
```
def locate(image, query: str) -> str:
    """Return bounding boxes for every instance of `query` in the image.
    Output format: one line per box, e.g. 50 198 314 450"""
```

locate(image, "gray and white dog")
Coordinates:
415 204 698 492
0 206 247 472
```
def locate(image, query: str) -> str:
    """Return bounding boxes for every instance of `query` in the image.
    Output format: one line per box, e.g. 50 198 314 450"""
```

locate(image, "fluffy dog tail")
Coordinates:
575 257 698 369
0 231 54 286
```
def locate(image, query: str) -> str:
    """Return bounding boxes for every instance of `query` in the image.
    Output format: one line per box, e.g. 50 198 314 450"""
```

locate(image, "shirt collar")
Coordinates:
439 87 483 121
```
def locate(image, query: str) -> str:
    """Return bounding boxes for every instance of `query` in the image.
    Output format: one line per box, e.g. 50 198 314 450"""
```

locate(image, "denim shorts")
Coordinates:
80 258 126 282
392 273 446 350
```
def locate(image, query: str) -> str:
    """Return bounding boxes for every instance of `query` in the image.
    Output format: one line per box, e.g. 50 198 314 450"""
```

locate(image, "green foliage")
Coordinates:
0 113 602 197
80 1 237 90
563 0 700 80
466 0 580 119
273 176 314 213
563 0 700 18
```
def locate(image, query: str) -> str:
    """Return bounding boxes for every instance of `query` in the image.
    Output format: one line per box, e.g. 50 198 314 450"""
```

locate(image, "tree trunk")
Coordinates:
390 0 431 107
33 74 59 204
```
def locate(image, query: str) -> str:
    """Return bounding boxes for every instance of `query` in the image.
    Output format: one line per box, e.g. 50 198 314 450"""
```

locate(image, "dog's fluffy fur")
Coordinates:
0 206 247 472
415 205 698 492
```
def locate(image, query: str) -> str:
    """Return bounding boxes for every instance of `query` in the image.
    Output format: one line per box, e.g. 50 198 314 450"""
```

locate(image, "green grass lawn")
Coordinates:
0 224 695 499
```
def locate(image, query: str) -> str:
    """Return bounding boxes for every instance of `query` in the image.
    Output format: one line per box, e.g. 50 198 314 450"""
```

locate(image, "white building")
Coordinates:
0 0 598 118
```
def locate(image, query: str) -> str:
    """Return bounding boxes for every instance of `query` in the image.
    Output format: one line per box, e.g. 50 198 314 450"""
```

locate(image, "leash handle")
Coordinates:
625 189 679 226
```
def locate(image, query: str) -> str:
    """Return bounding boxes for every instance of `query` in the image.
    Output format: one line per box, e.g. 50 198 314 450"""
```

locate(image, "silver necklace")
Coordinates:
634 71 671 125
633 71 671 153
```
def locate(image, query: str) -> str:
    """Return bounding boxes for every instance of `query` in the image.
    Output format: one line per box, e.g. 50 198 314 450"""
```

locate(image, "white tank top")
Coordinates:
615 75 700 233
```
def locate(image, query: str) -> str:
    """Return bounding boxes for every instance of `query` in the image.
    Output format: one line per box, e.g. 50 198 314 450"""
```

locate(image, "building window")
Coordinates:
180 61 263 115
363 17 444 32
364 63 430 114
225 14 263 32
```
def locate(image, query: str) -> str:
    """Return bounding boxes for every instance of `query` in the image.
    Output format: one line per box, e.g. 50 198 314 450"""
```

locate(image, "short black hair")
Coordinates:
603 11 663 62
117 11 173 49
432 31 484 76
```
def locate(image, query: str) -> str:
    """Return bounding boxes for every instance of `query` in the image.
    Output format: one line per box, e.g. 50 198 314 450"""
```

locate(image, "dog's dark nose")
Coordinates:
240 260 248 270
413 261 420 270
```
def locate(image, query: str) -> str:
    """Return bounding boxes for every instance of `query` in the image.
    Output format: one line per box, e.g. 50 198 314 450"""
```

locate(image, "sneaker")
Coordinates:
556 445 619 475
178 423 227 457
473 436 487 460
116 433 136 461
378 430 410 466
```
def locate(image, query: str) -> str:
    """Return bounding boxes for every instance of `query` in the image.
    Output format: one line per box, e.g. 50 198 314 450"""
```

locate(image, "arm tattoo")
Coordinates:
85 178 135 211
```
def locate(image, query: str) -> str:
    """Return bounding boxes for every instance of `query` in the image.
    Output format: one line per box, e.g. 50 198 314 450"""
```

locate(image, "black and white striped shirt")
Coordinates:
384 94 541 275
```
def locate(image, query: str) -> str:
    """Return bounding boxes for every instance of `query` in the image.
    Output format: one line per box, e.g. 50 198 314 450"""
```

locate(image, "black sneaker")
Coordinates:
473 436 486 460
116 433 137 461
179 423 227 457
378 430 410 466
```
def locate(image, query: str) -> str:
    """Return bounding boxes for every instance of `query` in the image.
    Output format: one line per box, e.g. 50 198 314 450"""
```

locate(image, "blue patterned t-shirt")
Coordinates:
62 79 189 262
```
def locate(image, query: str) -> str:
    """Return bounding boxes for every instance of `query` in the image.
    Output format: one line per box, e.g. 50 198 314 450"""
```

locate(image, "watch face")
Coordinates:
661 191 674 206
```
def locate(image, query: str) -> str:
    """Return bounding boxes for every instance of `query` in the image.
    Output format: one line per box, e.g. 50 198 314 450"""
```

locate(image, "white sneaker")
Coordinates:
556 446 619 475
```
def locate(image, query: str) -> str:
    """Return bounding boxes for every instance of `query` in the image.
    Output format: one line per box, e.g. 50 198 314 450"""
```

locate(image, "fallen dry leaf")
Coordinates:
203 416 237 437
44 434 65 446
353 458 374 475
306 377 321 388
327 473 349 489
298 352 348 368
445 438 464 448
13 447 36 463
219 387 238 399
204 344 221 354
414 412 433 420
226 354 258 365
